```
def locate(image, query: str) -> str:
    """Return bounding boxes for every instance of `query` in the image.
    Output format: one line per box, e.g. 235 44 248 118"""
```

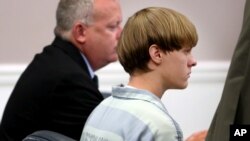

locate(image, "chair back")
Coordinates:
22 130 76 141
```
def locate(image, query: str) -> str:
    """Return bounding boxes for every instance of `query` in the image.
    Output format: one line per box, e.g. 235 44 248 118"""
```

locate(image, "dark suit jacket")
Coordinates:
0 37 104 141
206 0 250 140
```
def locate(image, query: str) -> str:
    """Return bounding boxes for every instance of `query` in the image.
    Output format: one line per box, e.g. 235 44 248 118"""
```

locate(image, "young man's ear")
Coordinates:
149 44 162 64
72 22 87 43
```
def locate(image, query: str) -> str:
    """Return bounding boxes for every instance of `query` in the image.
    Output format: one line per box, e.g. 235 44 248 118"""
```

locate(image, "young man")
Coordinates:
0 0 122 140
80 7 198 141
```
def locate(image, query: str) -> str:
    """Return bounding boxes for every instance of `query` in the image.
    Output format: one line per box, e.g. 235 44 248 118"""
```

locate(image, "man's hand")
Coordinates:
186 130 207 141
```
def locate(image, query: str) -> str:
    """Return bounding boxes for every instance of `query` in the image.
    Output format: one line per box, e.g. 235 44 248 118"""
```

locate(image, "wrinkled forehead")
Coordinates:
91 0 122 23
93 0 121 15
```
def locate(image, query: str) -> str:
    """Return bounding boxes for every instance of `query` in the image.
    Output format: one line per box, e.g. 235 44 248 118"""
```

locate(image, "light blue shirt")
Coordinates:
80 86 183 141
80 53 94 79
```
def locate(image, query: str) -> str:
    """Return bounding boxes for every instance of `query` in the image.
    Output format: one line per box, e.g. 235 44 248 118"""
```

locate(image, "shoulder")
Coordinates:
84 97 179 141
87 97 178 140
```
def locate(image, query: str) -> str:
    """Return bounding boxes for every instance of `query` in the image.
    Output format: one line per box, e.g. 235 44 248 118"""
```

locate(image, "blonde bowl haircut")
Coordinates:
117 7 198 75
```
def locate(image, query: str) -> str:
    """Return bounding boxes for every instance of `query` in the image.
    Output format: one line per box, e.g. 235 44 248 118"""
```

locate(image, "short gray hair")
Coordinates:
54 0 94 39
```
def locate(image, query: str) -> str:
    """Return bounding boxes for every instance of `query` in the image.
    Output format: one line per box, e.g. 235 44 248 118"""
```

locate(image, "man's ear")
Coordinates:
149 44 162 64
72 22 87 44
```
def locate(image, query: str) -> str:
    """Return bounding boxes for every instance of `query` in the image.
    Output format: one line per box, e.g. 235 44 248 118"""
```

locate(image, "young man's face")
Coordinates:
161 46 197 89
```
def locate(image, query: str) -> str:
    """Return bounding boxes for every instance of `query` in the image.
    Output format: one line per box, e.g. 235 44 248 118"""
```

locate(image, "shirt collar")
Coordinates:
112 86 167 113
80 53 95 79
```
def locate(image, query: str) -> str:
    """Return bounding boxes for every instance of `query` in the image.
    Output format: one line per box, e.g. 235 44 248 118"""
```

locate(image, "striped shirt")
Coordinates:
80 86 183 141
